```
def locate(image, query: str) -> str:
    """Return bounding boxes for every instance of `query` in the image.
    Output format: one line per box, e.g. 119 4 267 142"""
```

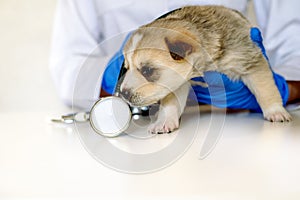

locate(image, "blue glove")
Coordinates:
102 28 289 112
101 33 132 95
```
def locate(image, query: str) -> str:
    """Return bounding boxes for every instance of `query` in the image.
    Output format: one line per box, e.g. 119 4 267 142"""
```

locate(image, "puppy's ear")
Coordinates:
165 37 194 61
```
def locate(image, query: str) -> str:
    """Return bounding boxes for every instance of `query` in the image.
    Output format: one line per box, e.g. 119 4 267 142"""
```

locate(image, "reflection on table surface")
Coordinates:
1 107 300 199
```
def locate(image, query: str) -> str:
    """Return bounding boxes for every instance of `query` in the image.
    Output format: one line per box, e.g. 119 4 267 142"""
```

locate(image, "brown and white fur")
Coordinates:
120 5 292 134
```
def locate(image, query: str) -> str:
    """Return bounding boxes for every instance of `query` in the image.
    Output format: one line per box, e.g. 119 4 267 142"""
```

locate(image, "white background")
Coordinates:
1 1 300 199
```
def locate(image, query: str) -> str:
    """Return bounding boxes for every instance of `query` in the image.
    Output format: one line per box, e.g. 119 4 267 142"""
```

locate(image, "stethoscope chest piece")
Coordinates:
89 96 132 137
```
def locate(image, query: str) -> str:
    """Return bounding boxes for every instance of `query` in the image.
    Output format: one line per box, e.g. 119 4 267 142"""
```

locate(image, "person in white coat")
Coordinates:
49 0 300 109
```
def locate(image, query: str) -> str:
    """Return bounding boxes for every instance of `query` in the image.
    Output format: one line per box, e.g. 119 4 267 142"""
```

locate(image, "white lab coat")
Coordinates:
49 0 300 109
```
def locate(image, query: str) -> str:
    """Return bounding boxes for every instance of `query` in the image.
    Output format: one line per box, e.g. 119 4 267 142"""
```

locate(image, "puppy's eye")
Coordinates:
141 65 154 78
138 64 160 82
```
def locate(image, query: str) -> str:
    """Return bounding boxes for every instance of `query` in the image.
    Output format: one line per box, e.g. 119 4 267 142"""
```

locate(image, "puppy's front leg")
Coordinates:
148 82 190 134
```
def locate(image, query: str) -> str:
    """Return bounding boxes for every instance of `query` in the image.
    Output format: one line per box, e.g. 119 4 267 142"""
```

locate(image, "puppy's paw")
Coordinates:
264 105 292 122
148 117 179 134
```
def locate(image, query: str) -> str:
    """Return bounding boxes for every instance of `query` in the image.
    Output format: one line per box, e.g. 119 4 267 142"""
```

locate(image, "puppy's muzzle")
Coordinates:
120 88 133 102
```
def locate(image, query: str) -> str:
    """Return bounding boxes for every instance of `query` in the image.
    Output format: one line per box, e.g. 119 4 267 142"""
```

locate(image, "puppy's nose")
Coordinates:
120 88 132 101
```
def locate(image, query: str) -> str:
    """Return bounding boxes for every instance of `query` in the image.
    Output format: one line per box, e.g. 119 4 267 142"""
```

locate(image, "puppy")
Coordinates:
119 5 292 134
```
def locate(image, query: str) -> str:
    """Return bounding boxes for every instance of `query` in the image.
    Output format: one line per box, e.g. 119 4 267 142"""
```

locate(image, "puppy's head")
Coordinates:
120 27 200 106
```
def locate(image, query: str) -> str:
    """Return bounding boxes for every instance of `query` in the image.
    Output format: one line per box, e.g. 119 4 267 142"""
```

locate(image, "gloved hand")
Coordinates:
101 33 132 95
101 28 289 112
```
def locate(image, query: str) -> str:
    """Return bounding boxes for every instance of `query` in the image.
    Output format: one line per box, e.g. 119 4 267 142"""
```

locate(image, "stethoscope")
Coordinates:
51 63 153 137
